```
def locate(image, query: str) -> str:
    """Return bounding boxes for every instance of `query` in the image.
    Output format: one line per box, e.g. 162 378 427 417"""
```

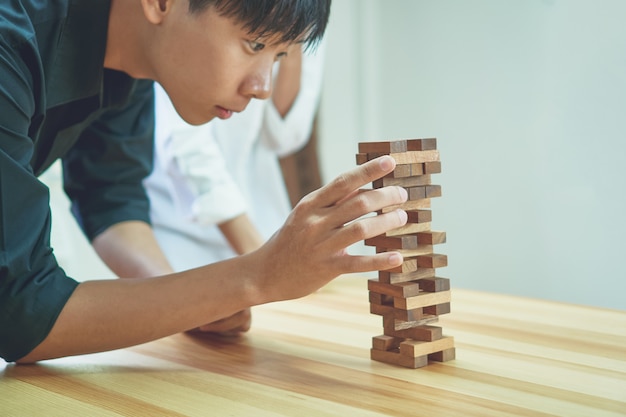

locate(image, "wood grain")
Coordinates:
1 278 625 417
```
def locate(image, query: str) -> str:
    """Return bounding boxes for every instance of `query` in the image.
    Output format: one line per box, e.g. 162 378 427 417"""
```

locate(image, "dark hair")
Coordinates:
187 0 331 49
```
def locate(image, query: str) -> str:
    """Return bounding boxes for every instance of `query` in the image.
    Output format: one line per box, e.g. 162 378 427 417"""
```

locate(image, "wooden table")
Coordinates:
1 278 625 416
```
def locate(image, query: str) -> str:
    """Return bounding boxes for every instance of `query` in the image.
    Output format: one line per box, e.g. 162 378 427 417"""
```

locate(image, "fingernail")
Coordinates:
379 155 395 171
388 252 403 266
398 186 408 202
397 209 407 224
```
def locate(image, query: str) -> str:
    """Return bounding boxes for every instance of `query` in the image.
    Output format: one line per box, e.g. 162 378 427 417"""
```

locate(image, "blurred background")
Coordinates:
43 0 626 310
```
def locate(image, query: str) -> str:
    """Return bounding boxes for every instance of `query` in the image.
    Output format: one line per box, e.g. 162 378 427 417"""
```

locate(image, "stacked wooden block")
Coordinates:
356 138 455 368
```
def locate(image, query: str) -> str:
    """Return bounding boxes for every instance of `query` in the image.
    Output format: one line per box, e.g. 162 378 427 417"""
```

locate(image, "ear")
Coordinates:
140 0 172 25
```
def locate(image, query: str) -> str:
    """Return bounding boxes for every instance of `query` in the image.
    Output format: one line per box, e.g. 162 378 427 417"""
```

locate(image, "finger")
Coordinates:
328 208 408 251
313 156 396 208
331 186 407 229
337 251 404 274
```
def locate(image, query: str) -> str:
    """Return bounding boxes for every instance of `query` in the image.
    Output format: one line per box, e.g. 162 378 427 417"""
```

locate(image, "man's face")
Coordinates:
152 3 294 125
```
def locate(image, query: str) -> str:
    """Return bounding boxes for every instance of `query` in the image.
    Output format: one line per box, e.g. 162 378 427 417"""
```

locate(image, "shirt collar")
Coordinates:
47 0 111 107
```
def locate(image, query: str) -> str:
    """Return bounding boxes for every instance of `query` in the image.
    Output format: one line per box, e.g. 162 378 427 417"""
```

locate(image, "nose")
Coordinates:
240 63 273 100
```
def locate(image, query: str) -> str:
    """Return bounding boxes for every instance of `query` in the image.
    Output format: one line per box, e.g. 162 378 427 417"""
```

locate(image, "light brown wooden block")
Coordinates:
384 257 417 273
364 234 418 249
406 209 432 224
372 335 405 351
359 140 407 154
416 254 448 268
370 348 428 369
415 231 446 245
380 198 431 214
406 138 437 151
394 290 452 310
385 162 424 179
383 319 442 341
385 222 432 237
388 150 440 165
417 277 450 292
423 161 442 174
378 268 436 284
399 336 454 358
378 245 433 258
373 175 432 189
423 302 451 316
406 185 442 201
368 279 421 298
428 347 456 362
359 150 440 165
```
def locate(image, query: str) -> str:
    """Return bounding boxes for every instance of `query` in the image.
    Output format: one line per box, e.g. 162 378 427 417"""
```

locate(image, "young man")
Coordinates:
0 0 408 363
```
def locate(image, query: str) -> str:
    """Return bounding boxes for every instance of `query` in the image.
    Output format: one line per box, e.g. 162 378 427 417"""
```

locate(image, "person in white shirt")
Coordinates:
145 44 325 333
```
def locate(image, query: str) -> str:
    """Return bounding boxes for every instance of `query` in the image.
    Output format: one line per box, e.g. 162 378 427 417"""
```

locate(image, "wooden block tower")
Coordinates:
356 138 455 368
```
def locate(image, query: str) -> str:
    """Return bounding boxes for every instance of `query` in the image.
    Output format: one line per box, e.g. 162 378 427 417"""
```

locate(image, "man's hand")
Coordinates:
250 155 409 304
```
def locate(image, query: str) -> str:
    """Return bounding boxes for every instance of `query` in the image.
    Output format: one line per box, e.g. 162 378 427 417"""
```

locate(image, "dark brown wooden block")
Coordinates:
423 302 451 316
364 234 418 249
368 279 421 298
359 140 407 154
406 138 437 151
415 231 446 245
370 348 429 369
406 209 432 224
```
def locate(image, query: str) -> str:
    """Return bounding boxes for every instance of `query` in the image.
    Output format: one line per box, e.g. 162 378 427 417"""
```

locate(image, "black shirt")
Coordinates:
0 0 155 361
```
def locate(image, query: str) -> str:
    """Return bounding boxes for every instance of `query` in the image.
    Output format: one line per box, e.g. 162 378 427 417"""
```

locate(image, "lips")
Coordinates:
215 106 234 120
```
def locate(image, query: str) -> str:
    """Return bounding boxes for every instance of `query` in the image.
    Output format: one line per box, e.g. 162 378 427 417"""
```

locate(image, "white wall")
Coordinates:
319 0 626 309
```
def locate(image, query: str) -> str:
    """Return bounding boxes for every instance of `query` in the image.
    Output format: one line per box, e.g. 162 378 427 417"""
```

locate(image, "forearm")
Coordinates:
18 253 264 363
92 220 174 278
218 213 265 255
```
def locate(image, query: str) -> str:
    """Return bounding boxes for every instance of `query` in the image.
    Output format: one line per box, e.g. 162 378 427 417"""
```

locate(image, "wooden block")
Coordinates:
368 279 421 298
423 302 451 316
372 335 404 351
359 140 407 154
428 347 456 362
406 185 442 201
383 319 442 341
355 153 368 165
359 150 440 165
406 209 432 224
373 175 432 189
417 277 450 292
385 222 432 237
423 161 442 174
415 231 446 245
364 234 418 249
406 138 437 151
378 245 433 258
384 163 424 179
370 348 428 369
370 302 394 316
394 290 451 310
394 307 424 322
368 291 393 306
379 268 436 284
416 254 448 268
380 198 431 214
370 297 425 321
399 336 455 358
384 257 417 273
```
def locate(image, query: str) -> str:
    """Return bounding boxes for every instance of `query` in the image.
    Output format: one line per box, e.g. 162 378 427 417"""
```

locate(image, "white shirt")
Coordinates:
144 46 325 270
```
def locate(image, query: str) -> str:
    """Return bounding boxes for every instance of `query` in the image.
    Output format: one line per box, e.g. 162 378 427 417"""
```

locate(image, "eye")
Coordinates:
275 51 288 61
248 40 265 52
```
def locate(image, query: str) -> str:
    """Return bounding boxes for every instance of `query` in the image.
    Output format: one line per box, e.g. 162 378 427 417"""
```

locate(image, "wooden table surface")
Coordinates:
1 277 625 417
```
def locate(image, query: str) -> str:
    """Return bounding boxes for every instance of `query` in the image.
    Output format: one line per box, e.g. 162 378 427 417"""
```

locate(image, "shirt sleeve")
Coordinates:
152 83 248 226
260 41 326 157
0 41 78 362
62 78 156 241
